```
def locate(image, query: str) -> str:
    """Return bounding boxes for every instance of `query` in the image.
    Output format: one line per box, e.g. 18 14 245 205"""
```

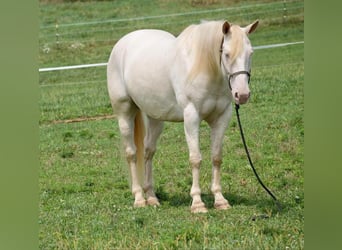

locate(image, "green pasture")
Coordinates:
39 0 304 249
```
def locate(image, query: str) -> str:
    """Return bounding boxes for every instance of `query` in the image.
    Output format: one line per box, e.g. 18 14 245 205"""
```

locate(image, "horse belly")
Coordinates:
122 31 184 121
126 70 181 120
133 87 184 121
126 69 183 121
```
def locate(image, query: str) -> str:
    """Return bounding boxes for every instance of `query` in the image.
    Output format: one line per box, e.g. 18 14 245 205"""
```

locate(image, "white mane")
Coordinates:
176 21 244 82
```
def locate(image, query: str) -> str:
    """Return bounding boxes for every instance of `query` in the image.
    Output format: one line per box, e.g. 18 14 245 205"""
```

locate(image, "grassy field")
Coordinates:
39 0 304 249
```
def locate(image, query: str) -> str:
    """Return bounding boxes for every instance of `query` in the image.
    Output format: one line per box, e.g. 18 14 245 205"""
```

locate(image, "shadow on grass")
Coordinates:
156 187 288 214
224 193 287 214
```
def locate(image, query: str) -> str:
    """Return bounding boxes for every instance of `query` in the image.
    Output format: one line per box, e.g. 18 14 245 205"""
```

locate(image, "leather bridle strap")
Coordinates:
220 48 251 91
227 70 251 90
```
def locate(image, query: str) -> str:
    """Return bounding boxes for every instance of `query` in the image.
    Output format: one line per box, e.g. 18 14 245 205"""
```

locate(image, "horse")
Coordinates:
107 19 259 213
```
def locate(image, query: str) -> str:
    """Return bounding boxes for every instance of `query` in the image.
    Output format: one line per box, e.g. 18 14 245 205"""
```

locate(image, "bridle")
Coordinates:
226 70 251 91
219 47 251 91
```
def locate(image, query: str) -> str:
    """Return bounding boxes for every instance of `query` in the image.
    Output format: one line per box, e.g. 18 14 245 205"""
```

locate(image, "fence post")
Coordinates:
283 0 287 23
56 22 60 49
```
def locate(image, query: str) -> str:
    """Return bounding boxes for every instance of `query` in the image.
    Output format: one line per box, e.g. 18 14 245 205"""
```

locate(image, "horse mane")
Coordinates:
176 20 244 83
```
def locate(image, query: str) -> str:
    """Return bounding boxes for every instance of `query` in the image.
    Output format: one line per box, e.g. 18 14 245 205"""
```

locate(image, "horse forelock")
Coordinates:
228 25 245 64
177 21 225 82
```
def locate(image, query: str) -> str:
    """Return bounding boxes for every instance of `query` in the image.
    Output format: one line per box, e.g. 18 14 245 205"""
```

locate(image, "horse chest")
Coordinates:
200 94 229 117
183 82 230 118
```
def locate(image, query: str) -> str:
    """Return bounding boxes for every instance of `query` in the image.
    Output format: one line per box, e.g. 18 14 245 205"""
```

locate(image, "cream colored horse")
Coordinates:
107 20 258 213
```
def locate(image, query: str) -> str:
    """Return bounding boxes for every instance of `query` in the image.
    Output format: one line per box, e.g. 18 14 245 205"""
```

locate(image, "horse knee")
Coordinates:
190 155 202 168
212 156 222 167
144 146 156 161
125 147 136 162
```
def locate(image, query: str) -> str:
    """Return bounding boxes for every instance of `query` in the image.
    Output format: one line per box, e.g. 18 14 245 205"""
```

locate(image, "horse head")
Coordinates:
220 20 259 105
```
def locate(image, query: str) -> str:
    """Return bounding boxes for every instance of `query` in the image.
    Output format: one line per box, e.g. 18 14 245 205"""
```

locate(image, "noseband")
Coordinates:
227 70 250 91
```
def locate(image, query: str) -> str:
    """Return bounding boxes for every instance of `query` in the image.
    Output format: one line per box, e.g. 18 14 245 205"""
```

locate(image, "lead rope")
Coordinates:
235 103 282 212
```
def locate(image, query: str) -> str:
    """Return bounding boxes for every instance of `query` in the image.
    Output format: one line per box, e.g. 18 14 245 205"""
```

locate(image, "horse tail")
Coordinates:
134 110 145 187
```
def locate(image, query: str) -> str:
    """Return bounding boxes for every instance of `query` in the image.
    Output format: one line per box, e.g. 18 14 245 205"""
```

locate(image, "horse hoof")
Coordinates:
147 197 160 206
191 202 208 213
134 199 146 208
214 200 231 210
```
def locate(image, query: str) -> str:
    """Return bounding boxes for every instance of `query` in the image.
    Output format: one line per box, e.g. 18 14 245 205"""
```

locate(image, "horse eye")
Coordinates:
225 53 230 59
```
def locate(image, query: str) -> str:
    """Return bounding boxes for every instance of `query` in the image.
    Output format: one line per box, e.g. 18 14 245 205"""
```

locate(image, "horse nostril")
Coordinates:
234 92 250 104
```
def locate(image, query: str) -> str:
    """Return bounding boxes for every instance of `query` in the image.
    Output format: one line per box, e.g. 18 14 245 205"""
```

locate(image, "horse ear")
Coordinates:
222 21 230 35
245 20 259 35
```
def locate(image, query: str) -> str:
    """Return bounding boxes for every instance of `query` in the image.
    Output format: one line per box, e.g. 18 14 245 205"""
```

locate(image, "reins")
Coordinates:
235 103 282 212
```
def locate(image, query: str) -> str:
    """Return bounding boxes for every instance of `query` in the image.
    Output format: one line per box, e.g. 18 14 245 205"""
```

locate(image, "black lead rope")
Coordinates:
235 103 282 212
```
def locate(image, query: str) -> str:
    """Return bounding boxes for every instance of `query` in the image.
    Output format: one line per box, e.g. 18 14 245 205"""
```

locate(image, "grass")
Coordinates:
39 0 304 249
39 0 303 67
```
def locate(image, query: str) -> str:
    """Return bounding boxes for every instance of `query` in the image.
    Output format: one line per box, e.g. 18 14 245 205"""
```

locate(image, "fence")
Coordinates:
39 0 303 46
39 41 303 73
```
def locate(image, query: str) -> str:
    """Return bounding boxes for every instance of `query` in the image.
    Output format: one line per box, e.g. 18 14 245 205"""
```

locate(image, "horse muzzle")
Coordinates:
226 70 251 105
234 91 250 105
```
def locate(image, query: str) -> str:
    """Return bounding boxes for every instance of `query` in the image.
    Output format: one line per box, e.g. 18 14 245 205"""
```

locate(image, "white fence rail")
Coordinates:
39 41 304 73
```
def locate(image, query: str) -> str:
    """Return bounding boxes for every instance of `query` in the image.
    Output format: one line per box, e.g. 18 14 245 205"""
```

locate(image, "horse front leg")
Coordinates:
208 107 232 210
184 104 207 213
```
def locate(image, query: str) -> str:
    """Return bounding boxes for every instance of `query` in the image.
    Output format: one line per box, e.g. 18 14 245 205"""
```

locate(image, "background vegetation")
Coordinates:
39 0 304 249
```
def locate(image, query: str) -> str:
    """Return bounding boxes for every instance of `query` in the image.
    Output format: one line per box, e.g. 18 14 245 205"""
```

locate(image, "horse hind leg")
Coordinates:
144 118 164 206
118 110 146 208
107 55 146 207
